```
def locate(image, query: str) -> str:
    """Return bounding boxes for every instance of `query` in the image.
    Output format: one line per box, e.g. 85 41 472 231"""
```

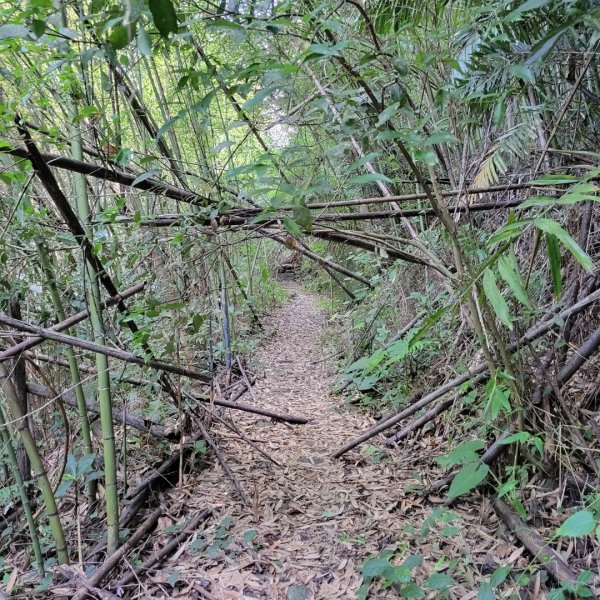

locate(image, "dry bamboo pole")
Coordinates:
0 313 212 381
0 282 145 361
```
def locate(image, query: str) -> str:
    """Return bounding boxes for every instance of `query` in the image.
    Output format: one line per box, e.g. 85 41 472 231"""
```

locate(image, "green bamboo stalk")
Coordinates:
54 0 119 555
0 404 44 577
0 364 69 564
35 240 97 505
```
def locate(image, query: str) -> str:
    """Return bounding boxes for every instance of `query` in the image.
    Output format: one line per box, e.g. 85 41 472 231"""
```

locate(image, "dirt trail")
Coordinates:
163 283 435 598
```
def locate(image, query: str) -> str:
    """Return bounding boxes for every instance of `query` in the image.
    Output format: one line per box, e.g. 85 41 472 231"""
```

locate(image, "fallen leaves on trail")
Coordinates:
115 284 548 599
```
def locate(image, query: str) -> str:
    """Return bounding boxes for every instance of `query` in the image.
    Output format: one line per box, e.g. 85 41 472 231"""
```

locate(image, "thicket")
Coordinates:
0 0 599 597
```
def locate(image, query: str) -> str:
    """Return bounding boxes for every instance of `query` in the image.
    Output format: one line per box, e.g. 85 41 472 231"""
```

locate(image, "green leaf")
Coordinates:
349 173 393 185
448 462 489 499
345 152 379 173
426 573 455 590
137 27 153 55
509 0 550 17
478 582 495 600
437 440 484 469
207 18 246 30
493 96 506 125
500 431 530 445
508 64 534 82
109 24 134 49
292 204 312 232
155 115 180 140
242 87 275 110
282 217 302 237
498 255 531 308
526 26 568 65
362 557 391 578
31 19 46 38
131 171 155 186
530 174 578 185
483 268 513 329
535 218 594 272
149 0 178 38
426 132 459 145
490 566 511 587
556 510 595 537
376 102 399 127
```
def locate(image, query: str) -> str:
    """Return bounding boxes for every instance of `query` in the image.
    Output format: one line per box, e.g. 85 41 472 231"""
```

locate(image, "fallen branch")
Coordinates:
113 508 212 589
385 397 455 446
26 382 176 439
71 508 162 600
0 313 211 382
5 146 208 206
0 282 146 361
332 288 600 458
27 352 158 388
493 498 578 587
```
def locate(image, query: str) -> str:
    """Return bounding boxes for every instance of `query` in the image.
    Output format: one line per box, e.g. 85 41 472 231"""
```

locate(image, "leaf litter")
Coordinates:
128 283 544 598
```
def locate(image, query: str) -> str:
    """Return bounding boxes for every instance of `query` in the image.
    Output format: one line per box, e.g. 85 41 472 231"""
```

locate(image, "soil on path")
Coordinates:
161 283 492 599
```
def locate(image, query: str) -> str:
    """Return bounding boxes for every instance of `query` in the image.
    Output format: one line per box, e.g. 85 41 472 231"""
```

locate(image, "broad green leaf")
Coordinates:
437 440 484 469
535 218 594 272
426 573 455 590
31 19 46 38
362 557 392 578
530 174 578 185
478 582 495 600
426 132 459 145
207 18 246 30
509 0 550 17
519 195 556 209
498 255 531 308
556 510 595 537
349 173 393 185
292 204 312 232
149 0 178 38
155 115 180 140
500 431 530 445
483 268 513 329
345 152 379 173
109 24 134 49
488 220 530 246
242 87 276 110
490 566 512 587
508 64 534 82
304 42 347 58
526 26 568 65
137 27 153 55
282 217 302 236
448 461 489 499
376 102 399 127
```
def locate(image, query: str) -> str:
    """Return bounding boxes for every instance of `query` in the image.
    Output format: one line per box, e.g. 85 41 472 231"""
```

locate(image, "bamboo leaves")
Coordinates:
149 0 178 38
483 268 513 329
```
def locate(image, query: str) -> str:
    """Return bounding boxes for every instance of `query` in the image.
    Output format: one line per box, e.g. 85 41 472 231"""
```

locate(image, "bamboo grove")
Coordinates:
0 0 599 596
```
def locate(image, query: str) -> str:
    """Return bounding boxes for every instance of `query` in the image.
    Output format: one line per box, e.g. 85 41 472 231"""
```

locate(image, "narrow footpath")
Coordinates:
160 284 493 599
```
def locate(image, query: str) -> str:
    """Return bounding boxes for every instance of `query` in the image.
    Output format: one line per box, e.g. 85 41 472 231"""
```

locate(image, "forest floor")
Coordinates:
145 283 516 599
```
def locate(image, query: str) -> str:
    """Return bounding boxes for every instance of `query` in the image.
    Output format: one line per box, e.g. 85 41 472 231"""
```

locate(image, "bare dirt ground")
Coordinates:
149 283 511 599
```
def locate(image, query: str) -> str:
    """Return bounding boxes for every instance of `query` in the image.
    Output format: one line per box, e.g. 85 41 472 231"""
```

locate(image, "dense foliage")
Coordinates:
0 0 599 596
